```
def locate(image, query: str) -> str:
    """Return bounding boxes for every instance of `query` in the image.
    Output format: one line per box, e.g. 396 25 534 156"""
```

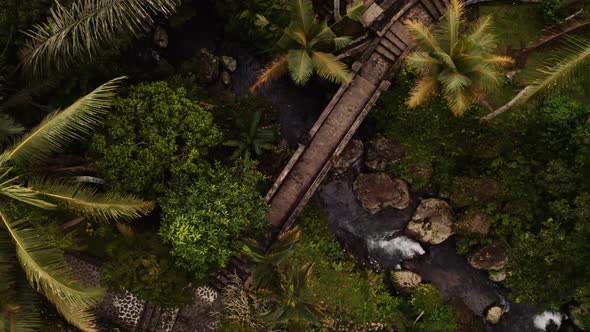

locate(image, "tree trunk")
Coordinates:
480 87 530 123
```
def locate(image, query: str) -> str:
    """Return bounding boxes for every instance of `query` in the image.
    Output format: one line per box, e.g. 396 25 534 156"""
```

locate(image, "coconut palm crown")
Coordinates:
404 0 513 116
0 77 154 331
250 0 364 92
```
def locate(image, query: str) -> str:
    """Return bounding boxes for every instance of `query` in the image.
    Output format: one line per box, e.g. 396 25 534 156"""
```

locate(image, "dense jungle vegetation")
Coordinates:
0 0 589 331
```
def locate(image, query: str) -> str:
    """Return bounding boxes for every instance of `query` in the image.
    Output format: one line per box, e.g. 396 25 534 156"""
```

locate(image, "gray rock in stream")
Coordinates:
353 173 410 213
406 198 455 244
469 241 509 271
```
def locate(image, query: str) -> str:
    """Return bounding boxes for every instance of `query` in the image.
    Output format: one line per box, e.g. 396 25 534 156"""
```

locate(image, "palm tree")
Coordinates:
223 111 276 162
0 77 154 331
19 0 179 78
260 262 323 329
249 0 366 92
243 227 300 290
481 32 590 122
404 0 513 117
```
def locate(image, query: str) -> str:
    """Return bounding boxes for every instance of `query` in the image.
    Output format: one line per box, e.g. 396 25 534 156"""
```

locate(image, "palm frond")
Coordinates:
311 51 351 85
521 34 590 101
30 178 154 222
406 76 439 109
333 36 353 50
438 0 464 55
405 20 440 52
19 0 178 77
484 55 514 68
0 115 24 145
5 77 125 168
445 88 470 117
467 15 493 44
0 185 57 210
406 51 441 73
0 211 102 331
288 49 314 85
525 19 590 53
250 55 289 93
0 281 43 332
290 0 314 35
345 0 365 22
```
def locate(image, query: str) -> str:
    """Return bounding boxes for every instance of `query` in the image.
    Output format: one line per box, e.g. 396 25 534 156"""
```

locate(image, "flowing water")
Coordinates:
166 4 572 330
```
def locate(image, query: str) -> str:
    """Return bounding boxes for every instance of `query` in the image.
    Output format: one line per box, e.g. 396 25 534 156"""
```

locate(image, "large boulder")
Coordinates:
365 134 404 171
468 241 508 271
485 306 503 324
455 210 490 238
446 177 502 207
392 270 422 291
405 199 455 244
353 173 410 213
333 139 364 175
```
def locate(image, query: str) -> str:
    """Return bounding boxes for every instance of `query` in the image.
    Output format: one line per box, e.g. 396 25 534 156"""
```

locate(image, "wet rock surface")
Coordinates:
333 139 364 175
365 134 404 171
392 270 422 291
485 306 503 324
469 241 509 271
489 270 507 282
406 198 455 244
353 173 410 213
221 55 237 72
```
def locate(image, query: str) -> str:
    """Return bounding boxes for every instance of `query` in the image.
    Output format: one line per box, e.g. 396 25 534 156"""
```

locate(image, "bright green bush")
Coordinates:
159 163 268 282
88 81 222 197
100 233 194 307
407 284 457 332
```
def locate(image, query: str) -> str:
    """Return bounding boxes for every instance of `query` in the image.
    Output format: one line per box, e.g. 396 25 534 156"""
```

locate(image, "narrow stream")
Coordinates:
165 3 570 331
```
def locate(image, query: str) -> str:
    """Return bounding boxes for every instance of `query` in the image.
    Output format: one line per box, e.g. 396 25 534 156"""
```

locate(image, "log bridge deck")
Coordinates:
265 0 451 231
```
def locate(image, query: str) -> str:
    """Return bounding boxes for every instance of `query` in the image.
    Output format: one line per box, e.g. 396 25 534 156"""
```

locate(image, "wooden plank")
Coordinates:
281 80 392 232
433 0 447 16
376 44 398 62
377 0 421 36
385 30 408 50
421 0 441 19
379 35 403 56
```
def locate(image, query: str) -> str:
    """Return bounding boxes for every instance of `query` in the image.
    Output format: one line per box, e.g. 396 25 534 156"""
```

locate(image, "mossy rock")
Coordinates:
445 177 502 207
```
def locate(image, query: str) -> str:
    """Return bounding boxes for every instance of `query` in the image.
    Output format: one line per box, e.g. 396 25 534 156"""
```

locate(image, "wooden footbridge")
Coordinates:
265 0 450 231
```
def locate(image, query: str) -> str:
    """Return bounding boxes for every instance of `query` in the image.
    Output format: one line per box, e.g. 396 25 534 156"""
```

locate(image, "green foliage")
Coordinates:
287 204 404 329
223 110 276 162
100 233 193 307
88 81 222 197
250 0 352 91
506 213 590 309
405 284 457 332
404 0 513 116
214 0 290 52
541 0 561 22
159 163 268 282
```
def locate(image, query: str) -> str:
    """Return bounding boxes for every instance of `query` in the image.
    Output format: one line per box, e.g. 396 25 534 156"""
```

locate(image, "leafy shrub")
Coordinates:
214 0 289 52
159 163 268 282
407 284 457 332
100 233 193 307
541 0 561 22
88 81 222 197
